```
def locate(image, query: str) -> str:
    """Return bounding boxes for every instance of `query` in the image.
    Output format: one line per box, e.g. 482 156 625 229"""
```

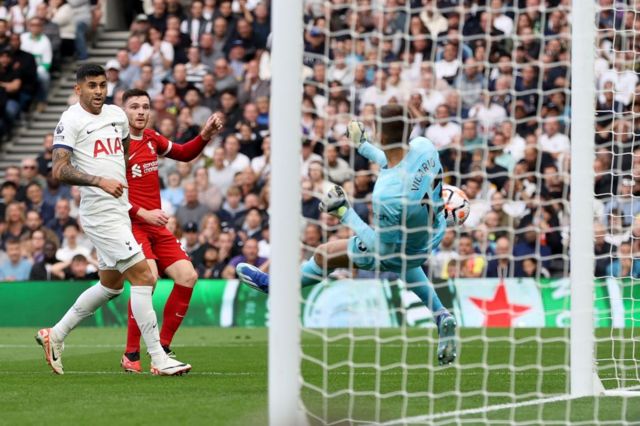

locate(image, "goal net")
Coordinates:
270 0 639 424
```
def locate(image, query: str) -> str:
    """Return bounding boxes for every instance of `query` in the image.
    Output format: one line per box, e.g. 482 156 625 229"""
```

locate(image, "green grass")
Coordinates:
0 328 638 425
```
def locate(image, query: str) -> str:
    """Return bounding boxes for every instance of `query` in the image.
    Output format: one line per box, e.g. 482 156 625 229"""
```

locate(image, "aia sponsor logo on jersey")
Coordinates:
93 137 123 157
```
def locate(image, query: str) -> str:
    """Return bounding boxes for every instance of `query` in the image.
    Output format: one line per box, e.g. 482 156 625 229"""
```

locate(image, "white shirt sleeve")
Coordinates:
53 110 79 151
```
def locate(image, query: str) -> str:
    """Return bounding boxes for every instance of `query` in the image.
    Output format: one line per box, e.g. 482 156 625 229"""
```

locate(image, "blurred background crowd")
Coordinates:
0 0 637 283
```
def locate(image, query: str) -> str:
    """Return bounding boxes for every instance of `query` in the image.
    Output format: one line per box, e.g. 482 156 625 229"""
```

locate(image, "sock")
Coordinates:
160 283 194 347
130 285 165 364
52 282 122 340
300 257 327 287
125 300 142 353
404 267 446 319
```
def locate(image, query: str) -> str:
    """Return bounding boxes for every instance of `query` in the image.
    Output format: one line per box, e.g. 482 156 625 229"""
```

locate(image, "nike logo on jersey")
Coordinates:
175 313 185 318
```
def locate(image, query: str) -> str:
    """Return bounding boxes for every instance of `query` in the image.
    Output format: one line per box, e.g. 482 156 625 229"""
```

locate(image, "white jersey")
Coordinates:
52 102 131 228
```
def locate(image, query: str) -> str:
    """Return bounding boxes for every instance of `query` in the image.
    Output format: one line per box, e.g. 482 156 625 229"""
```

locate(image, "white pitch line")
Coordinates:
377 394 579 425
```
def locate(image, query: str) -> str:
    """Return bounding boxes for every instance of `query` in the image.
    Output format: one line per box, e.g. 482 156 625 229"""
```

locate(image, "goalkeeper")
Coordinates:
237 104 457 365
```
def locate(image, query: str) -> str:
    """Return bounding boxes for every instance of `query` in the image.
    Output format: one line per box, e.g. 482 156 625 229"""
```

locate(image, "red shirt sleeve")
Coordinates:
164 135 207 162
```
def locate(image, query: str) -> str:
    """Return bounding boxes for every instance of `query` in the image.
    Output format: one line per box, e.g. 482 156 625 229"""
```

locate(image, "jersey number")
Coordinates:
420 171 443 225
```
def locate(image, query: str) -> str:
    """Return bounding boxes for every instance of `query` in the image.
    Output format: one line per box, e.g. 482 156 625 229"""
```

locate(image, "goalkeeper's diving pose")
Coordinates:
237 104 457 365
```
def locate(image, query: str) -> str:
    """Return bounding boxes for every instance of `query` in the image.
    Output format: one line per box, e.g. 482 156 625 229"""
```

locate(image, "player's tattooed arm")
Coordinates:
52 148 126 198
52 148 101 186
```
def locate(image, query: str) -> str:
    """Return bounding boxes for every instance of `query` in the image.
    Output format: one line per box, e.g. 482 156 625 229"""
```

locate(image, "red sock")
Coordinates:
125 299 142 353
160 283 193 347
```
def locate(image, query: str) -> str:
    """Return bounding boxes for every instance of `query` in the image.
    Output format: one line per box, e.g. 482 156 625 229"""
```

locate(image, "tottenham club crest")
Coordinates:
55 123 64 134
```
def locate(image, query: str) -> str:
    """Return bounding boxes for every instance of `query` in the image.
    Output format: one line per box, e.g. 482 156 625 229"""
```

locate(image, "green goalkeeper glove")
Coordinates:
346 120 368 149
319 184 350 220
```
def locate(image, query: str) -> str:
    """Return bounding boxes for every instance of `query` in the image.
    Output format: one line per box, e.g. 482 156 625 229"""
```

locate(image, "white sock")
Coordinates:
52 282 122 340
130 285 166 364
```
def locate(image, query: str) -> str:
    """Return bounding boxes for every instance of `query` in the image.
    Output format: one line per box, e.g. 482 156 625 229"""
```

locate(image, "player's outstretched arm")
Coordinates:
165 113 224 162
347 121 388 167
52 148 126 198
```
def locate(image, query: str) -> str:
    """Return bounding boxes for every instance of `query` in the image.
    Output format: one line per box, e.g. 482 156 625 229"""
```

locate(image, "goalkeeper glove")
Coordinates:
346 120 368 149
319 184 350 220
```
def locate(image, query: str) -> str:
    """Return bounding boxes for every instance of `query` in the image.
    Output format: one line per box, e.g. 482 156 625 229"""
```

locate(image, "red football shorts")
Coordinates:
132 223 190 273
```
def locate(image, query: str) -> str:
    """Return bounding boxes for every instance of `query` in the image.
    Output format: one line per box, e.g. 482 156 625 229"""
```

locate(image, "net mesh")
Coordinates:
294 0 637 424
593 0 640 394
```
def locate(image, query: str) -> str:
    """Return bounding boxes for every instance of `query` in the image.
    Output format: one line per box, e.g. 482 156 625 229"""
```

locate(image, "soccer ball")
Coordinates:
442 185 470 227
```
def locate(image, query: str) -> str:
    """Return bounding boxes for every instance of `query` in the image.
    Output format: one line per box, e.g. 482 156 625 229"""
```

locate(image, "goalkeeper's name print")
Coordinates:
411 159 436 191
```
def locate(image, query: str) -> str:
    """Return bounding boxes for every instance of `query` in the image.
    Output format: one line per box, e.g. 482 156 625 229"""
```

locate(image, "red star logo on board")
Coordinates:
469 280 531 327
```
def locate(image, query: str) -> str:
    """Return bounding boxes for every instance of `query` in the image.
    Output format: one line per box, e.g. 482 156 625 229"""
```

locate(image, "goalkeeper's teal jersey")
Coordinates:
371 137 446 263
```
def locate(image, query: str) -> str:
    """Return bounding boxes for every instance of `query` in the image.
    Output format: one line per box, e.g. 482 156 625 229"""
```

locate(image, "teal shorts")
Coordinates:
347 236 427 273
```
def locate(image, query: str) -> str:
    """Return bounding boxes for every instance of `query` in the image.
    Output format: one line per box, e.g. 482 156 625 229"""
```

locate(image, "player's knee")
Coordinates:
179 268 198 288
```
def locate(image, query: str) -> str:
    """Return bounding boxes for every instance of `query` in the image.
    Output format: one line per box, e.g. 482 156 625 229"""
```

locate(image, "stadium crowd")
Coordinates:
0 0 636 283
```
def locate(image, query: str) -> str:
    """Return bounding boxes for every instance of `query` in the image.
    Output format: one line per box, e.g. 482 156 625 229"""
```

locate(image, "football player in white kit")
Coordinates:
35 64 191 376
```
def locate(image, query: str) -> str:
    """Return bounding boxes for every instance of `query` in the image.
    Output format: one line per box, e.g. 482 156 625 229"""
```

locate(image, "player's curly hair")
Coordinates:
76 64 105 82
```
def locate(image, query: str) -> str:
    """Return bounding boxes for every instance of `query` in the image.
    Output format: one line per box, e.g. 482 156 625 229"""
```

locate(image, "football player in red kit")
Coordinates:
121 88 223 373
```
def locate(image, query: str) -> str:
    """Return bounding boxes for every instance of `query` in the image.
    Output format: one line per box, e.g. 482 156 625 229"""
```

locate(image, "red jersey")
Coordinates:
127 129 207 225
127 129 172 225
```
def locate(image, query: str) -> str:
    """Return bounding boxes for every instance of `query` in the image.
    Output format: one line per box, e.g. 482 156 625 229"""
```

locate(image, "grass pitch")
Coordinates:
0 327 638 425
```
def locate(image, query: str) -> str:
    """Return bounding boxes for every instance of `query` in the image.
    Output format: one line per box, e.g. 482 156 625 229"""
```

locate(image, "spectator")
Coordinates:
0 181 18 219
34 3 60 70
594 221 613 278
197 245 225 278
485 236 514 278
0 237 31 281
301 179 320 220
147 0 168 34
104 59 126 104
539 112 570 158
127 34 152 69
238 207 263 241
222 238 266 278
425 104 461 150
513 217 552 277
180 0 212 47
325 143 353 184
36 133 54 177
238 59 269 105
457 233 486 278
185 46 210 90
224 134 250 172
606 240 640 278
45 198 77 242
0 46 21 135
134 64 163 98
50 253 98 280
180 221 201 256
428 228 457 280
7 32 37 111
184 88 212 126
29 239 59 280
20 17 52 111
25 182 55 224
29 228 47 264
194 166 223 212
456 58 485 114
176 182 210 227
115 49 140 89
3 202 29 246
218 185 246 228
56 223 91 262
68 0 91 60
213 58 238 93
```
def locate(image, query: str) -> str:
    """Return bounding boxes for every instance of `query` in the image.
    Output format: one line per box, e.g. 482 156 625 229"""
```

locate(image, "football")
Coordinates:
442 185 471 227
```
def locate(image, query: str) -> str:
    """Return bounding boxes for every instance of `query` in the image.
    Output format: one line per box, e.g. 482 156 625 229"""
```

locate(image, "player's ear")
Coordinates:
74 83 81 96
